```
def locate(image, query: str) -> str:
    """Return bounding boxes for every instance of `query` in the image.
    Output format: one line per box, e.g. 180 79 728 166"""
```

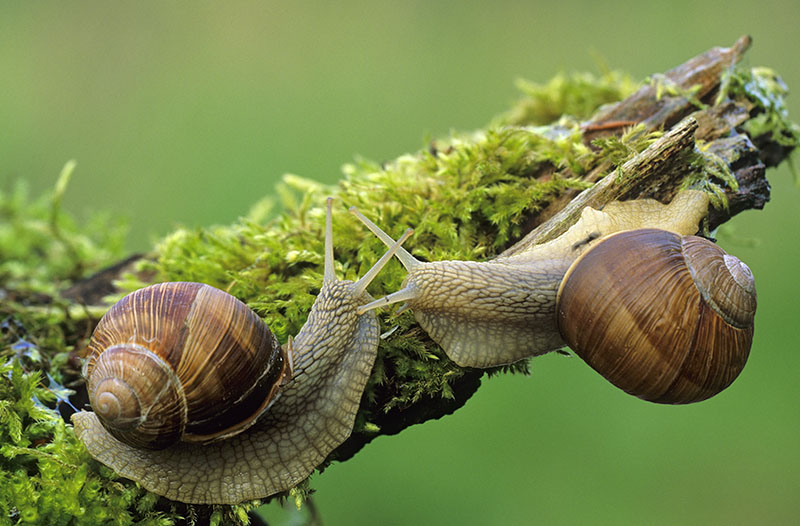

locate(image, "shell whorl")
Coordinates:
87 344 187 448
93 380 139 429
682 236 757 328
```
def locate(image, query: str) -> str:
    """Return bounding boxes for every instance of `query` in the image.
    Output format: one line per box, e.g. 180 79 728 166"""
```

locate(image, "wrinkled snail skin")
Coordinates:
355 190 756 403
72 199 412 504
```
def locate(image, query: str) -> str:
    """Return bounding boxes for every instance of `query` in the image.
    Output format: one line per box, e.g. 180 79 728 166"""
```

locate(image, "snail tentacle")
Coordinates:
349 206 421 271
352 227 414 297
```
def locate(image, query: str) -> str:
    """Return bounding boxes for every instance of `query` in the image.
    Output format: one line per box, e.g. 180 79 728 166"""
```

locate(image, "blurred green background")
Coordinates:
2 2 799 525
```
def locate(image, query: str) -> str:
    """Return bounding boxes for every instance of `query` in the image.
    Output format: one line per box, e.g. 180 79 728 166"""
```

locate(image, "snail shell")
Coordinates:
84 281 288 449
556 228 756 404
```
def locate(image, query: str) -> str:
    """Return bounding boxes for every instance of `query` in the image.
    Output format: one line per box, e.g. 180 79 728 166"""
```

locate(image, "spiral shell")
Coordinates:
84 281 288 449
556 228 756 404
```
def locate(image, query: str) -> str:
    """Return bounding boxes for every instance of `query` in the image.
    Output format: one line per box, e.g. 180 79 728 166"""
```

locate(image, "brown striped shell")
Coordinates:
556 228 756 404
84 282 288 449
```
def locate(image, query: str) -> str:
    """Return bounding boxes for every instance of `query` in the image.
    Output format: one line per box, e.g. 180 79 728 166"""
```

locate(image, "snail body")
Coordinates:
72 199 412 504
354 190 756 403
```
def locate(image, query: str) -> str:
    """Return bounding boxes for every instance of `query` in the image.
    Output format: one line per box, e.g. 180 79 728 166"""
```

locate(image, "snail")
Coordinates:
352 190 756 404
71 198 413 504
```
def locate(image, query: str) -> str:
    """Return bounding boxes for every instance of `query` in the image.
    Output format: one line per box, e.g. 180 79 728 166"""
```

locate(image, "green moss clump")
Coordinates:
648 72 708 109
0 166 194 524
0 161 126 297
719 66 800 150
590 124 663 167
0 161 128 421
0 360 175 525
497 69 638 126
0 353 262 525
682 139 740 211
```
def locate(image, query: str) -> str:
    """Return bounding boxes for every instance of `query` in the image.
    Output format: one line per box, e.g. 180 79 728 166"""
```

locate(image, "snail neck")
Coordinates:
268 279 379 435
292 281 373 369
404 257 571 368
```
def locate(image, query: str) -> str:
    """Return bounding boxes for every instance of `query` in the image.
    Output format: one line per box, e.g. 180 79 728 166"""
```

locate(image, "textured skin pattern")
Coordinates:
72 280 379 504
410 259 567 367
403 191 711 367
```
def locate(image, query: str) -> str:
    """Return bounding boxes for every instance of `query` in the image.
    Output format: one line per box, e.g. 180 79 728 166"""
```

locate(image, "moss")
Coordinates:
497 69 638 126
590 124 663 167
0 161 127 297
682 139 740 211
0 167 191 524
648 72 707 109
718 66 800 149
0 360 175 525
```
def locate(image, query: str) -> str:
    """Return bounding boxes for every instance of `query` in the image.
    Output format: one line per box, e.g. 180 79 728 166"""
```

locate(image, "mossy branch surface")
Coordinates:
1 37 798 525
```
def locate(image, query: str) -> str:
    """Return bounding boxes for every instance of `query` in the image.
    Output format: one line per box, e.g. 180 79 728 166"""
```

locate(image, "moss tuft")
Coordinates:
0 359 180 525
0 162 127 297
498 69 638 126
719 66 800 149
